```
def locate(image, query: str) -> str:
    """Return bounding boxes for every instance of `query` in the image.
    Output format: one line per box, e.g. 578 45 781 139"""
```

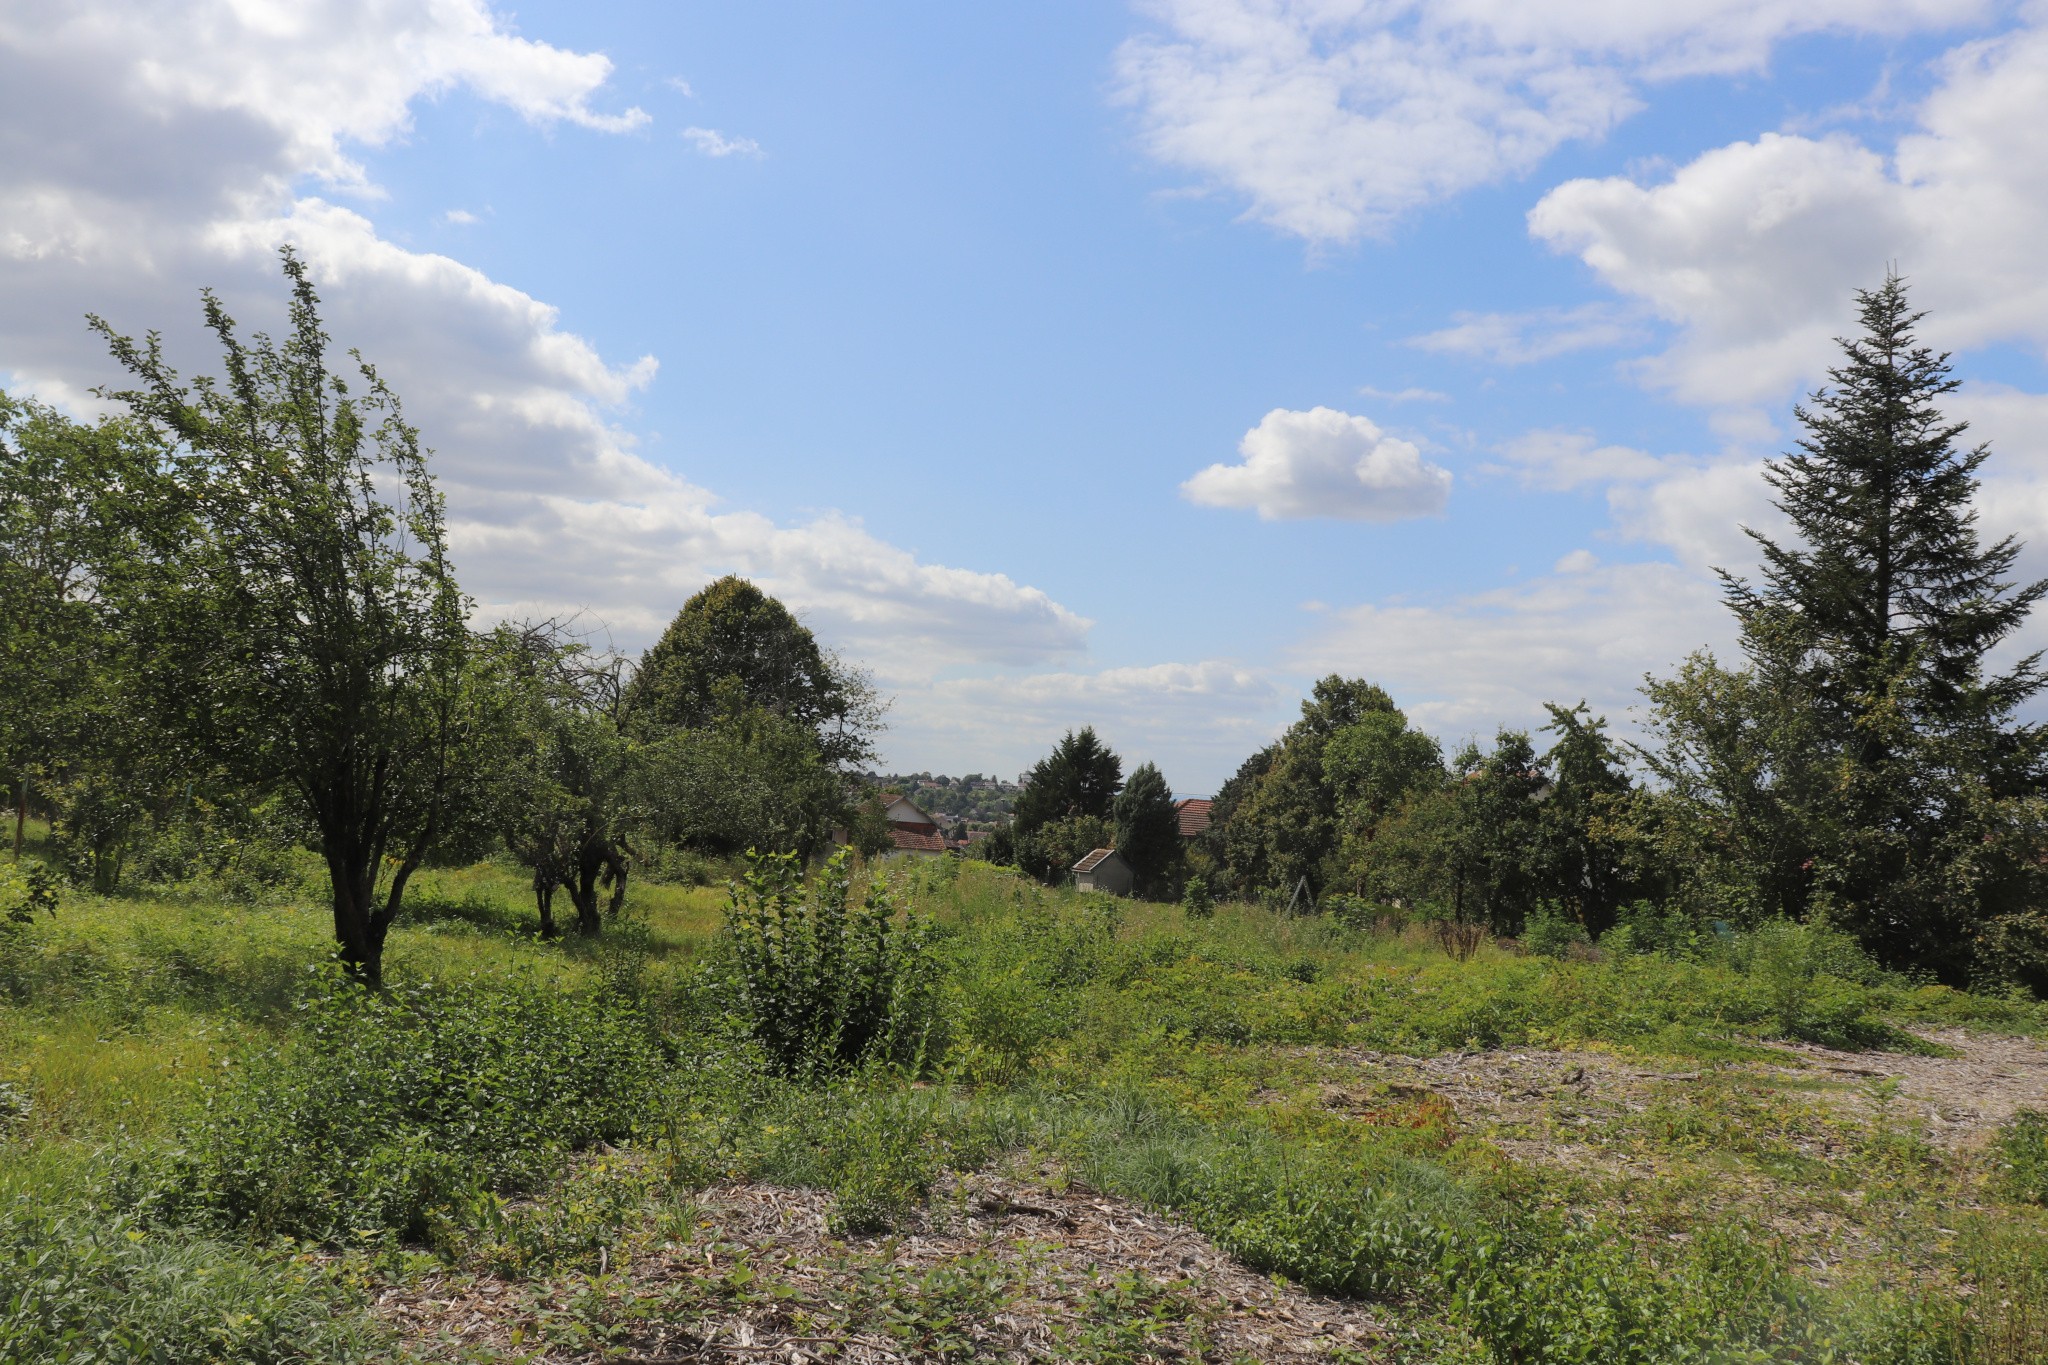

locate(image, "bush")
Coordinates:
1181 875 1215 920
0 860 58 932
716 848 941 1076
1524 907 1591 959
1 1176 384 1362
140 970 664 1245
1604 900 1701 957
1995 1109 2048 1206
1730 919 1892 1047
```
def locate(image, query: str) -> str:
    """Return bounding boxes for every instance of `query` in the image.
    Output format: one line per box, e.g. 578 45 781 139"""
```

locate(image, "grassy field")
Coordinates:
6 832 2048 1362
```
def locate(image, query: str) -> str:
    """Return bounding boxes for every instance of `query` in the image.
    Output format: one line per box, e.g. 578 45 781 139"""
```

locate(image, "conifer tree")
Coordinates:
1725 273 2046 742
1112 761 1182 896
1712 273 2048 979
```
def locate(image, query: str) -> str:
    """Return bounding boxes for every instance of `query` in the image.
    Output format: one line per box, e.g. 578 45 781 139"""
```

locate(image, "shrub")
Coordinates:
140 970 664 1245
716 848 941 1076
1730 919 1891 1046
0 1177 384 1363
1995 1109 2048 1206
0 860 58 932
1605 900 1701 957
1181 875 1215 921
1524 907 1591 959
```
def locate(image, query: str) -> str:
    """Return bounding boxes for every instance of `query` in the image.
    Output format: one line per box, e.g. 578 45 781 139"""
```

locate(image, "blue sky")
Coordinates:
7 2 2048 792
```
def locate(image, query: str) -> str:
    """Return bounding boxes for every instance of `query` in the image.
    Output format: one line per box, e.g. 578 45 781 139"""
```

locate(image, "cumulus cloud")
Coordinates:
1182 406 1451 521
0 0 1089 694
1411 302 1648 364
893 661 1286 793
1491 429 1670 490
1116 0 1975 244
681 126 762 158
1295 561 1733 738
442 208 479 225
1529 18 2048 406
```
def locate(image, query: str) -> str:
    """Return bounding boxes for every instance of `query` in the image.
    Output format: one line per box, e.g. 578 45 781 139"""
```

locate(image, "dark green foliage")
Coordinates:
92 251 475 986
1209 677 1446 902
0 392 169 895
717 848 940 1075
632 704 848 861
845 790 898 859
1180 875 1214 920
1532 703 1647 936
1111 761 1181 896
1523 906 1590 959
1673 274 2048 984
1359 728 1546 938
141 971 663 1244
1012 727 1122 835
624 575 880 768
1014 812 1114 885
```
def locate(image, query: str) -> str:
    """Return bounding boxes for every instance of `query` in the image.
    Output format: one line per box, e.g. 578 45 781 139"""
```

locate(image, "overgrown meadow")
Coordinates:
7 824 2048 1363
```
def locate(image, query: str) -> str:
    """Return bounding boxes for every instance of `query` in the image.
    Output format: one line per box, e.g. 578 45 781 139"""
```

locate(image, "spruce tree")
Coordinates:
1726 273 2046 736
1719 273 2048 980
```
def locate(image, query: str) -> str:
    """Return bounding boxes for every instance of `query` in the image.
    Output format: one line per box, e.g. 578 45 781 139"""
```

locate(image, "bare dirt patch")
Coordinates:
379 1170 1395 1363
1773 1029 2048 1146
1314 1028 2048 1153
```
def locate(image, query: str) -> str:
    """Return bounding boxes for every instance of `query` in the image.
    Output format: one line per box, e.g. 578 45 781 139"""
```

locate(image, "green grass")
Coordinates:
5 851 2048 1361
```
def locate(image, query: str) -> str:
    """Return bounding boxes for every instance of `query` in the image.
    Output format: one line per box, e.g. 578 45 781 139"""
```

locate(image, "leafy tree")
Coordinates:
844 791 897 860
630 697 846 861
624 576 881 768
1014 813 1114 884
0 393 166 875
1531 703 1646 936
1208 676 1406 898
1658 275 2048 981
91 251 473 986
481 624 636 938
1011 727 1122 834
1360 729 1546 938
1112 761 1182 897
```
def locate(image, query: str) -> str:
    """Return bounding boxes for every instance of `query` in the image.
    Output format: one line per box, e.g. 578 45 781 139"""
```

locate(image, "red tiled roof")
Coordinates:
1072 847 1117 874
1174 798 1213 837
890 827 948 854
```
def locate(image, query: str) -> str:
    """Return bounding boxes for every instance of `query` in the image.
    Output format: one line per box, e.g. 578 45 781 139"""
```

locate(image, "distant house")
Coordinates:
1072 848 1134 896
1173 798 1213 838
881 794 948 859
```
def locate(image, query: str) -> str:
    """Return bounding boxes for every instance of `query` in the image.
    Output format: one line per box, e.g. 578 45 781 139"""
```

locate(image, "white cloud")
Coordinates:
1529 17 2048 406
681 126 762 158
1358 384 1450 402
1182 405 1452 521
0 0 1091 700
1295 561 1733 739
1491 429 1669 490
442 208 479 225
1116 0 1976 244
894 661 1286 793
1411 301 1648 364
